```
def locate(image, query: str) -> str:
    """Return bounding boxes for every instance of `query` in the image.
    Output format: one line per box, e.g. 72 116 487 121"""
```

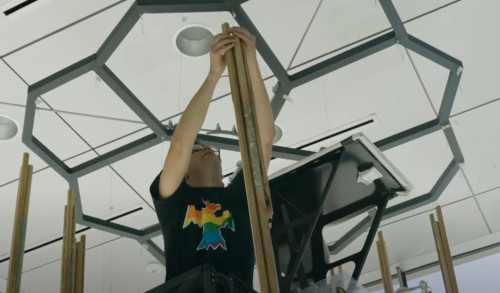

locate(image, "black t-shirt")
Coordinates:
150 171 255 286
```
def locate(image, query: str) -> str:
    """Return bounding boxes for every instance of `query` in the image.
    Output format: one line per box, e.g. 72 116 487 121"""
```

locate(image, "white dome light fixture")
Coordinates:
174 24 214 57
0 114 18 140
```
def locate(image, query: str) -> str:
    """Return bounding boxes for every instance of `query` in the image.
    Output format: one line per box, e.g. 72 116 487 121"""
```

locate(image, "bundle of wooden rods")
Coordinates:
221 22 279 293
61 189 86 293
7 153 33 293
430 206 458 293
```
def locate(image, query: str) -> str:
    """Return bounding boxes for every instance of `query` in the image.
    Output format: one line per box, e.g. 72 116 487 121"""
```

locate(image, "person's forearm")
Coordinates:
246 53 276 165
171 73 220 148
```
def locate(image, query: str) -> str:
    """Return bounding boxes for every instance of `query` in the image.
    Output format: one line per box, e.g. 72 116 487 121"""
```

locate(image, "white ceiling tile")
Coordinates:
58 114 148 152
242 0 321 70
0 0 129 55
32 107 97 161
405 0 500 115
292 0 389 67
382 131 452 204
476 188 500 233
439 198 490 245
39 71 144 121
110 143 168 211
77 166 147 220
275 78 330 147
320 48 435 142
451 100 500 194
292 0 456 68
0 59 28 105
3 0 130 83
380 168 473 226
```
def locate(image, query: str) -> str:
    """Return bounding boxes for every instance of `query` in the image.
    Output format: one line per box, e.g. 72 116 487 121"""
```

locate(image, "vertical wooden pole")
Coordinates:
74 235 86 293
222 23 279 293
430 206 459 293
61 190 76 293
376 231 393 293
7 153 33 293
436 206 459 293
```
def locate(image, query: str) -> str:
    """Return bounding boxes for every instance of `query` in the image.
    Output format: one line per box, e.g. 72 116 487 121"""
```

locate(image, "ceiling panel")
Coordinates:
107 11 241 123
320 48 435 142
405 0 500 115
109 143 169 210
3 0 129 84
0 0 128 56
274 78 330 147
382 131 453 204
242 0 321 70
32 107 98 162
77 166 148 221
440 198 490 245
0 59 27 105
476 188 500 233
451 99 500 194
291 0 456 68
380 168 473 226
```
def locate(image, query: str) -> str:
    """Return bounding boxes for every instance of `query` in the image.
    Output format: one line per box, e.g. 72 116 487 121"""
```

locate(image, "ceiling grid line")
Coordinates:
460 167 494 234
285 0 324 70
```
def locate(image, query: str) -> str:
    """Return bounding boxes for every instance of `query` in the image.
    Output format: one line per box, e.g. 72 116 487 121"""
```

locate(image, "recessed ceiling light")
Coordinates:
0 114 18 140
145 261 164 275
173 24 214 57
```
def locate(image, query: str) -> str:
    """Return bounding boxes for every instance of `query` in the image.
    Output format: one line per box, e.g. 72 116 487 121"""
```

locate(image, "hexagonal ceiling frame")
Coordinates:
22 0 463 264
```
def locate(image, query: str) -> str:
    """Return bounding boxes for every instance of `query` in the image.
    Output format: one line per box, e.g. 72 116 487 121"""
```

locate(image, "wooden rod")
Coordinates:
74 235 86 293
436 206 459 293
222 22 279 293
430 214 453 292
7 153 33 293
61 190 76 293
377 231 393 293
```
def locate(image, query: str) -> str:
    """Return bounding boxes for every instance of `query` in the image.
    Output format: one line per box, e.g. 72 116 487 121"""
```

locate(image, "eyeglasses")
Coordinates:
192 144 220 158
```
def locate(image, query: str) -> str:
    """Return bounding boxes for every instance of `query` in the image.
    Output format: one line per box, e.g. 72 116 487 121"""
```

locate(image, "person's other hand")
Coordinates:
209 34 235 77
229 26 257 59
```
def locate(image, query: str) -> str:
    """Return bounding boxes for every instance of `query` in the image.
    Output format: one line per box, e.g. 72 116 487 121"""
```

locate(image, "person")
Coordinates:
149 26 275 290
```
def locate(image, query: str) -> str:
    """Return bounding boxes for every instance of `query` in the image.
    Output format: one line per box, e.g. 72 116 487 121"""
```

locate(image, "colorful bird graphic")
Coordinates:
183 200 235 250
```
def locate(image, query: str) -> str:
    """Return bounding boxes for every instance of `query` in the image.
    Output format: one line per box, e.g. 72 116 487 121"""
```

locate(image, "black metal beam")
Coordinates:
289 32 397 88
375 119 441 151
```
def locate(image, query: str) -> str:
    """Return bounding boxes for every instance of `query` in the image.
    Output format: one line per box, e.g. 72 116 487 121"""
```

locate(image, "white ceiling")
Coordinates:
1 0 500 292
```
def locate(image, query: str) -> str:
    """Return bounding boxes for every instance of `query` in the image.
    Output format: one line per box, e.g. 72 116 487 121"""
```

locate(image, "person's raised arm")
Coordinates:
158 34 235 199
230 27 276 171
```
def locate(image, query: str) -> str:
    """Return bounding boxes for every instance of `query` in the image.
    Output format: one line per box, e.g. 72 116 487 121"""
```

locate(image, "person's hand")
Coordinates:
229 26 257 59
209 34 235 77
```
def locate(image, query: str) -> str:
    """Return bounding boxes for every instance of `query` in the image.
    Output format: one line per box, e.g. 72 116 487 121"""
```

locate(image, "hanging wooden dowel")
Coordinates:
377 231 393 293
436 206 459 293
430 206 458 293
74 235 86 293
7 153 34 293
61 190 76 293
222 22 279 293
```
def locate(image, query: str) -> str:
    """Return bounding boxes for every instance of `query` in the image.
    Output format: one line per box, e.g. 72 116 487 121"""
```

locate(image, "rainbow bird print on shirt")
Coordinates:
182 200 235 250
